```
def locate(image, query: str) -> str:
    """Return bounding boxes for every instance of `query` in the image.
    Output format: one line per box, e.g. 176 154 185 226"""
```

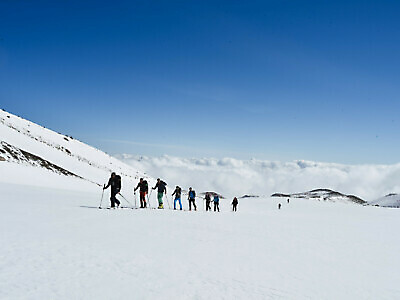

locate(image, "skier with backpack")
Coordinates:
188 187 197 211
134 178 148 208
172 186 182 210
152 178 167 209
232 197 238 212
103 172 121 208
213 194 220 212
205 193 212 211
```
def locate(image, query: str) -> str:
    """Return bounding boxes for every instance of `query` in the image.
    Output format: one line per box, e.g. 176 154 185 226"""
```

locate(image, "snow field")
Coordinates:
1 181 399 299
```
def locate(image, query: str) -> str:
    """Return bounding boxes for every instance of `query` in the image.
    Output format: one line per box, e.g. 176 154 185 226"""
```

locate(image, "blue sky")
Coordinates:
1 0 400 163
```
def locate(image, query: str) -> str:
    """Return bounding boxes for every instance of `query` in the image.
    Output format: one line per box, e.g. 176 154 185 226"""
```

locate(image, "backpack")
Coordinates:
115 175 122 190
142 180 148 191
189 190 196 199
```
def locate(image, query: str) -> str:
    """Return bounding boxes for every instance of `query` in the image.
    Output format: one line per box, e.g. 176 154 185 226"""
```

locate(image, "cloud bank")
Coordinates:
116 154 400 201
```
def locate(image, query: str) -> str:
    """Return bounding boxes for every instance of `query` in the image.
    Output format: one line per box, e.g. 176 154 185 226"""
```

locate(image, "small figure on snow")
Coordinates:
188 187 197 211
278 203 282 210
205 193 212 211
232 197 238 212
152 178 167 209
213 194 220 212
103 172 121 208
172 186 183 210
287 198 290 204
134 178 148 208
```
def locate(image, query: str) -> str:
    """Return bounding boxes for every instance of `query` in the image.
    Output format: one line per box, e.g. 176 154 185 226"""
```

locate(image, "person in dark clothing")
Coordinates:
213 194 220 212
172 186 182 210
134 178 148 208
232 197 238 212
103 172 121 208
152 178 167 209
287 198 290 204
205 193 211 211
188 187 197 211
278 203 282 209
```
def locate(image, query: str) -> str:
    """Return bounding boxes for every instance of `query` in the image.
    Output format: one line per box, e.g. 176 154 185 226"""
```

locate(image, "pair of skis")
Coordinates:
99 186 172 210
99 185 137 209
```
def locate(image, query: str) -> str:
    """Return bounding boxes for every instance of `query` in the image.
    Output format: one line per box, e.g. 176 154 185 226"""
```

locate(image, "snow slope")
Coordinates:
1 182 399 299
370 193 400 208
0 109 151 192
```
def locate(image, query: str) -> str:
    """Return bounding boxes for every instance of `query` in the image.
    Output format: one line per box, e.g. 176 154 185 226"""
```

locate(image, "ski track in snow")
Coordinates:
1 182 399 299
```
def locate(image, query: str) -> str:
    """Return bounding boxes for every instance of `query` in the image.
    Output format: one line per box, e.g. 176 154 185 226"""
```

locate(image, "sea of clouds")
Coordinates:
117 154 400 201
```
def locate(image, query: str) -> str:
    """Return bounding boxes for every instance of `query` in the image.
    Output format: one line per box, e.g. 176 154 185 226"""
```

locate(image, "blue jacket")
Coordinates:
189 190 196 199
213 196 219 203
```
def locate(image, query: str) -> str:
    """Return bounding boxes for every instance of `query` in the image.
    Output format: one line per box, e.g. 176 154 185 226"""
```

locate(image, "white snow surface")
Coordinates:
1 182 400 299
1 109 400 299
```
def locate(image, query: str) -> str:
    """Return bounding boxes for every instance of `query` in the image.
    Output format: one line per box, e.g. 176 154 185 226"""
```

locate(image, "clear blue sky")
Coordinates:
1 0 400 163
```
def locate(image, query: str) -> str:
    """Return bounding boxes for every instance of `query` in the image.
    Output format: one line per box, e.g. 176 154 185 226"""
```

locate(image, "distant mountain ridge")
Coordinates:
369 194 400 208
272 188 366 204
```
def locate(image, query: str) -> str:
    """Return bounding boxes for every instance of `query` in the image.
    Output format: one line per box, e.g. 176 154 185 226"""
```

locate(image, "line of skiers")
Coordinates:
103 173 239 211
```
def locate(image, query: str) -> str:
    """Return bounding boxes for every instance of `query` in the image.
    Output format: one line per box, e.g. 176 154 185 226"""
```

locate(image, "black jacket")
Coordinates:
135 180 148 193
172 187 182 199
153 181 167 193
105 175 121 193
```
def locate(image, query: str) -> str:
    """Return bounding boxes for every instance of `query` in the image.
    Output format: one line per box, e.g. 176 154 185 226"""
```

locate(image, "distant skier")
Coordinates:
134 178 148 208
205 193 212 211
287 198 290 204
172 186 182 210
278 203 282 210
103 172 121 208
213 194 220 212
232 197 238 212
188 187 197 211
152 178 167 209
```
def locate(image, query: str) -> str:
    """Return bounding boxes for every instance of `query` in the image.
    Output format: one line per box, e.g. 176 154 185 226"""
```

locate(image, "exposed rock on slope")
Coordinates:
272 188 366 204
369 194 400 208
0 141 84 179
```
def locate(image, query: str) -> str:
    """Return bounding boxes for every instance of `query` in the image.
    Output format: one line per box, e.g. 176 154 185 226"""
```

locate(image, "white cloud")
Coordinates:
116 154 400 201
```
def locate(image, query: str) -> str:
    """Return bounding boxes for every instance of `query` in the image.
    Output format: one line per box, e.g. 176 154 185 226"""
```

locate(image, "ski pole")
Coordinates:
195 196 203 211
134 192 137 208
99 185 105 209
147 189 153 208
165 193 171 209
118 193 133 208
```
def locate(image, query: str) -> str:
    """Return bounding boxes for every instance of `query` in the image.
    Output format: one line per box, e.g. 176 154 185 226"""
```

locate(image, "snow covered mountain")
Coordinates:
370 193 400 208
1 109 400 299
0 109 151 192
271 188 366 204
